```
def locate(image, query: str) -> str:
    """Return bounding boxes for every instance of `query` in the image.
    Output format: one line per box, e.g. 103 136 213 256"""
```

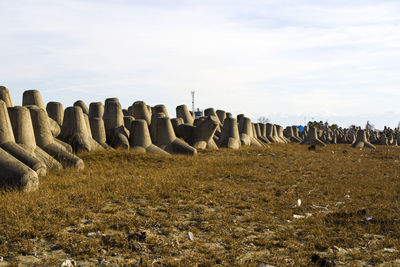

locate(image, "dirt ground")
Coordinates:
0 144 399 266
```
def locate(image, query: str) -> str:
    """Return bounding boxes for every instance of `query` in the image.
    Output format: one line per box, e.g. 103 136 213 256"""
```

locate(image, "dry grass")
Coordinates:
0 144 399 266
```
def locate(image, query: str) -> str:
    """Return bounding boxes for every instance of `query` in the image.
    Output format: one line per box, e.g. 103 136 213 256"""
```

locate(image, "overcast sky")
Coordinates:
1 0 400 129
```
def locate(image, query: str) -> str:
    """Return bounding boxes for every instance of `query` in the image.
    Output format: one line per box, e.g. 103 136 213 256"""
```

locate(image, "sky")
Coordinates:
1 0 400 129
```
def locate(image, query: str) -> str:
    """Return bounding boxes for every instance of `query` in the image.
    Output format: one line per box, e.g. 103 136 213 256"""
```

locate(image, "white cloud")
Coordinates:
0 0 399 129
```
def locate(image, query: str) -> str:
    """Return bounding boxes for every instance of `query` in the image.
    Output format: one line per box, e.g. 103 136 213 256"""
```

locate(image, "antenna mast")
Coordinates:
191 90 195 113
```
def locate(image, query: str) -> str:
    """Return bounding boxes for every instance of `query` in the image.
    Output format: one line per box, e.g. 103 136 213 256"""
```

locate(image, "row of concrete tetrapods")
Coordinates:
0 86 395 191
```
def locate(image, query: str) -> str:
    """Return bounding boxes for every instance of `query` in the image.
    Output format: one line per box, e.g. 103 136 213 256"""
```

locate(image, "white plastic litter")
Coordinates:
188 232 195 241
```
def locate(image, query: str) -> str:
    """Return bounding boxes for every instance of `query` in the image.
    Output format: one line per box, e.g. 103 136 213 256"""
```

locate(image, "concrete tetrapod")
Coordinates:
23 90 61 137
103 98 130 149
218 117 241 149
46 102 64 127
276 125 290 143
129 119 169 155
203 108 222 140
284 126 301 143
130 101 151 125
88 102 109 149
0 147 39 191
28 106 84 169
255 123 271 144
0 86 13 107
73 100 89 115
149 112 166 142
152 116 197 155
176 104 194 125
8 106 62 171
265 123 279 143
153 104 169 118
124 116 135 131
238 117 263 147
378 133 389 146
60 106 103 153
301 126 326 147
192 116 219 149
351 130 376 149
175 116 219 150
292 126 303 141
216 110 226 126
0 101 47 177
89 102 104 118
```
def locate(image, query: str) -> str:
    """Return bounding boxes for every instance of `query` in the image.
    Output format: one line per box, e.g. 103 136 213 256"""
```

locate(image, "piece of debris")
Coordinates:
188 231 195 241
344 195 350 198
311 205 328 211
383 248 397 253
87 232 100 237
60 259 76 267
361 216 373 222
297 199 302 207
293 214 305 219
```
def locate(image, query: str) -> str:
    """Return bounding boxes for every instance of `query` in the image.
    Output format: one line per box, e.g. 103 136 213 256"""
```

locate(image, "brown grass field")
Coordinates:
0 144 399 266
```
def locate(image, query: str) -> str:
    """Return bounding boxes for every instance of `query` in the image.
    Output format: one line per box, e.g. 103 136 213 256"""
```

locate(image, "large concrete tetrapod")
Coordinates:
149 112 166 142
103 98 129 149
292 126 303 141
176 104 194 125
265 123 279 143
301 126 326 146
88 102 109 149
8 106 62 170
284 126 300 143
124 116 135 131
0 101 46 177
0 147 39 191
153 104 169 118
152 116 197 155
46 102 64 127
175 116 219 150
129 119 169 155
378 133 389 145
275 125 290 143
130 101 151 125
204 108 222 139
351 130 376 149
216 110 226 126
23 90 61 138
238 117 263 147
28 106 84 169
60 106 103 153
0 86 13 107
73 100 89 115
255 123 271 144
218 117 241 149
192 116 219 149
